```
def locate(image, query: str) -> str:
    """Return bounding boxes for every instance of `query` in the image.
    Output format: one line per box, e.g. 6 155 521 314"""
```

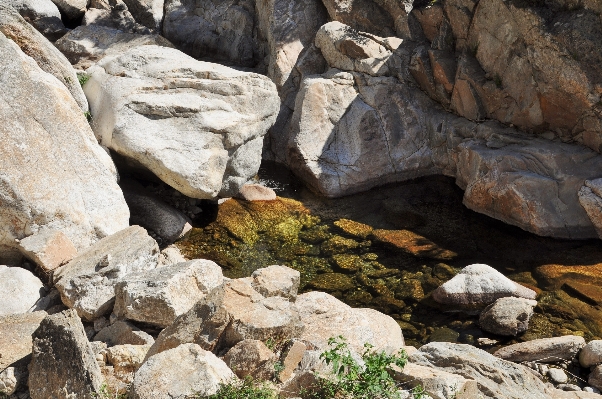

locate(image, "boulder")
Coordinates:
3 0 66 40
0 31 129 264
93 320 154 346
590 366 602 392
113 259 224 328
410 342 551 399
105 344 151 374
54 226 159 321
130 343 235 399
320 0 396 37
0 266 45 316
122 0 163 30
432 264 537 307
479 297 537 336
82 5 150 34
223 339 276 380
237 184 277 201
17 228 77 273
548 368 569 384
580 341 602 368
85 45 280 198
50 0 87 20
0 311 47 370
579 179 602 240
295 291 403 353
494 335 586 363
29 310 104 399
277 340 308 382
55 24 173 70
158 245 187 267
0 367 20 396
390 363 480 399
250 265 300 300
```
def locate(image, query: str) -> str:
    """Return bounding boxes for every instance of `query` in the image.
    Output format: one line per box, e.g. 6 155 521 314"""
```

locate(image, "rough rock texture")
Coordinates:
391 363 480 399
0 6 88 111
479 297 537 336
54 226 159 321
296 291 403 353
114 259 224 328
277 340 307 382
250 265 300 300
82 6 150 34
0 32 129 264
580 341 602 368
0 266 45 316
93 320 154 347
0 311 47 370
494 335 586 363
50 0 87 20
3 0 66 40
122 0 164 30
320 0 398 37
17 228 77 273
130 343 235 399
590 366 602 392
105 344 151 374
223 339 276 380
579 179 602 240
411 342 551 399
85 45 280 199
432 264 537 306
55 25 173 70
158 245 187 267
29 310 103 399
0 367 20 396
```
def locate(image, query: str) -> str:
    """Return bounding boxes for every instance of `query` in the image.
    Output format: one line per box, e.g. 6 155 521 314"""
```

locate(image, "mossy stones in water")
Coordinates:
268 219 303 242
331 254 363 272
371 229 457 260
308 273 355 292
333 219 373 239
320 235 359 255
345 288 373 306
428 327 460 343
395 279 425 301
299 225 331 243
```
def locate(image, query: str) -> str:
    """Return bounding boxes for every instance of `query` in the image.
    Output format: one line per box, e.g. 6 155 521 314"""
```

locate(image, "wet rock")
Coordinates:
308 273 355 292
391 363 480 399
320 235 359 255
238 184 277 201
548 368 569 384
296 291 403 353
494 335 585 363
3 0 66 40
85 45 279 199
0 266 45 316
223 339 276 380
432 264 537 307
17 229 77 274
250 265 300 300
333 219 373 239
479 297 537 336
372 229 456 260
581 341 602 368
332 254 363 272
410 342 550 399
114 259 224 328
29 309 104 399
0 312 47 370
54 226 159 321
130 343 235 399
93 320 154 347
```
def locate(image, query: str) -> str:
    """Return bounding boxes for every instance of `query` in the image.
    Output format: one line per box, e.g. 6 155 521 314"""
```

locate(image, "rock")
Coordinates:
0 367 20 396
50 0 87 20
579 179 602 240
0 266 45 316
238 184 277 201
549 368 569 384
0 6 88 111
250 265 300 300
223 339 276 380
410 342 551 399
29 309 104 399
590 366 602 391
93 320 154 346
278 340 307 383
371 229 457 260
584 387 601 394
54 226 159 321
390 363 480 399
82 6 150 34
114 259 224 328
130 343 235 399
320 0 396 37
3 0 66 40
55 25 173 70
0 311 47 370
158 245 187 267
85 45 280 199
17 229 77 273
581 341 602 368
432 264 537 307
479 297 537 336
557 384 584 392
122 0 163 30
106 344 151 374
494 335 586 363
295 291 403 353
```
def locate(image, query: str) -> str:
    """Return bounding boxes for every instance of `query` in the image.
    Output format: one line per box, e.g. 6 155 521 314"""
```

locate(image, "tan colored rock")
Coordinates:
494 335 586 363
391 363 479 399
17 229 77 273
0 311 47 370
580 341 602 368
251 265 300 300
223 339 276 380
93 320 154 347
106 344 151 374
278 340 307 382
3 0 66 40
412 4 444 42
158 245 187 267
50 0 87 20
0 367 20 396
238 184 277 201
0 266 45 316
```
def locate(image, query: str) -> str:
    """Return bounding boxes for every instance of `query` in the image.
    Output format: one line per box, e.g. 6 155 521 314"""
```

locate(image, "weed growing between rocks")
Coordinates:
92 383 128 399
201 377 278 399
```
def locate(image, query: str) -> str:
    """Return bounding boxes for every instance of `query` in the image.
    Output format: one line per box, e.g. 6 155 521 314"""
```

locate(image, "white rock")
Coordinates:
250 265 300 300
2 0 66 40
158 245 187 267
0 367 20 395
93 320 154 346
581 341 602 368
548 368 569 384
390 363 480 399
50 0 87 20
0 266 45 316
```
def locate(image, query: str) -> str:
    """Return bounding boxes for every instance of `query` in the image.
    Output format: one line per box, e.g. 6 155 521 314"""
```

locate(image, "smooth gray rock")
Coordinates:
3 0 66 40
494 335 586 363
579 179 602 240
0 266 45 316
590 366 602 392
29 309 103 399
122 0 163 30
548 368 568 384
581 340 602 368
479 297 537 336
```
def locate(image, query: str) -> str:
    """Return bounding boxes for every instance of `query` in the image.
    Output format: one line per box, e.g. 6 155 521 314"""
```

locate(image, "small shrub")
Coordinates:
92 383 128 399
78 74 90 87
199 377 278 399
84 111 92 122
273 361 285 381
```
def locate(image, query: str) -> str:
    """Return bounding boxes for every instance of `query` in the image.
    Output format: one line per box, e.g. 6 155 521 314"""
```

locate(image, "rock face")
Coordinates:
0 266 45 316
250 265 301 300
93 320 155 347
391 363 480 399
223 339 276 380
114 259 224 328
0 31 129 264
122 0 164 31
85 45 280 199
580 341 602 368
130 343 235 399
579 179 602 240
0 312 47 370
54 226 159 321
17 229 77 273
3 0 66 40
50 0 87 20
296 291 403 353
29 310 103 399
494 335 586 363
479 297 537 336
410 342 551 399
432 264 537 306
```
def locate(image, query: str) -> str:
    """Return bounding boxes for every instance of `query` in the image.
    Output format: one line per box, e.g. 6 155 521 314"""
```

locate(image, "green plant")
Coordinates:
410 384 428 399
92 383 128 399
200 377 278 399
78 74 90 87
265 337 276 351
273 361 285 380
84 111 92 122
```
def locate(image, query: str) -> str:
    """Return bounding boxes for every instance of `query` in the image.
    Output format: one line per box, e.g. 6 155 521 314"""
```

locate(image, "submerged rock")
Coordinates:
479 297 537 336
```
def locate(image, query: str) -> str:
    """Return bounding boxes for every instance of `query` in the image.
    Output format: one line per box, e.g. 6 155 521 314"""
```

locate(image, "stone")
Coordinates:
479 297 537 336
371 229 457 260
494 335 586 363
82 6 149 34
0 312 47 370
17 229 77 273
579 179 602 240
29 309 104 399
158 245 187 267
121 0 163 30
250 265 300 300
130 343 235 399
54 226 159 321
0 5 88 111
295 291 403 353
105 344 151 374
320 0 396 37
0 266 45 316
591 366 602 391
581 341 602 368
114 259 224 328
93 320 154 346
0 367 20 396
50 0 87 20
85 45 280 199
223 339 276 380
278 340 307 382
55 25 173 70
0 31 129 264
390 363 480 399
432 264 537 307
3 0 66 40
238 184 277 201
549 368 569 384
411 342 551 399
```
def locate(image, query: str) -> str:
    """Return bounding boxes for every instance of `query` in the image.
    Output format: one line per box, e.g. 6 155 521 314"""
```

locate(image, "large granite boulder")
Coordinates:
0 32 129 265
579 179 602 240
122 0 164 31
3 0 66 40
85 45 280 199
580 340 602 368
0 266 45 316
494 335 586 363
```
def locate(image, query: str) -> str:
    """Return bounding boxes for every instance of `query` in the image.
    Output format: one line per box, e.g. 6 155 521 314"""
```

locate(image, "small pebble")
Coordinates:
547 368 568 384
539 364 549 376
